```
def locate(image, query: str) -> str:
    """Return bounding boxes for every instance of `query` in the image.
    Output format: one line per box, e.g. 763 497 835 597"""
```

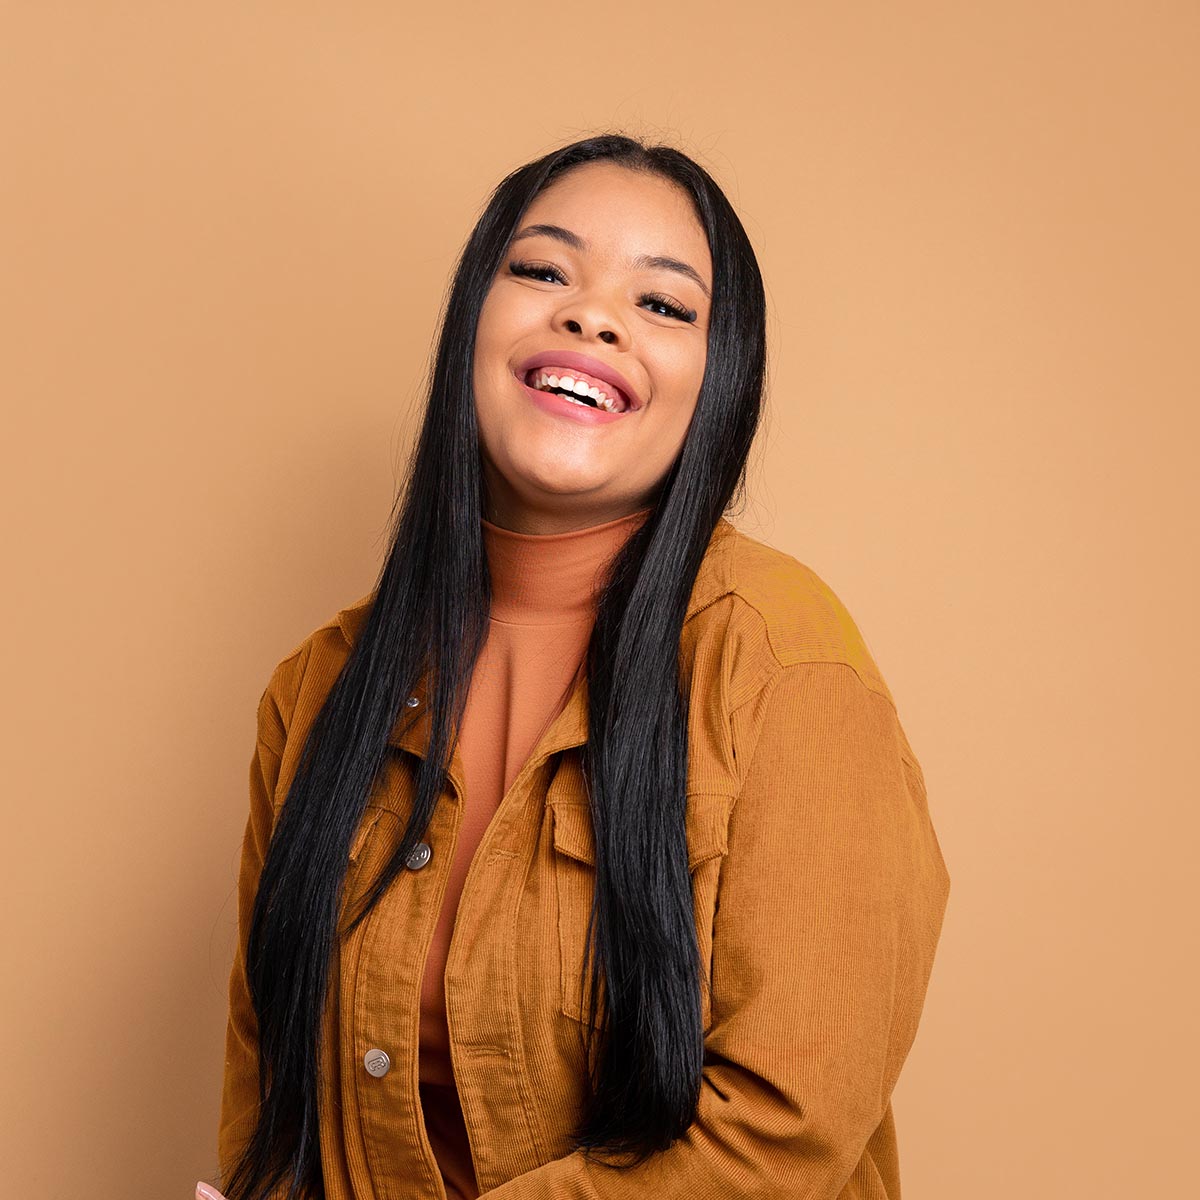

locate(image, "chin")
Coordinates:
508 456 613 497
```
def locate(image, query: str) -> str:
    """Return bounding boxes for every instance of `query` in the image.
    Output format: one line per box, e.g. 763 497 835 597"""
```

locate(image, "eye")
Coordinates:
508 259 567 285
507 260 699 324
642 292 697 323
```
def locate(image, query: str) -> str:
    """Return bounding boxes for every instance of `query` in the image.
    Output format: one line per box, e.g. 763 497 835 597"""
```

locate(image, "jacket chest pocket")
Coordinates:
550 791 734 1032
271 798 396 912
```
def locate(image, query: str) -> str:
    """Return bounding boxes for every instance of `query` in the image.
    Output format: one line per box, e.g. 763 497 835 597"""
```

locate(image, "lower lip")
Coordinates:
515 373 634 425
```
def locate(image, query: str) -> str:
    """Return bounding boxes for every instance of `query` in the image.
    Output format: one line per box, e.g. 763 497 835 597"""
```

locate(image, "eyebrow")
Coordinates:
509 223 711 300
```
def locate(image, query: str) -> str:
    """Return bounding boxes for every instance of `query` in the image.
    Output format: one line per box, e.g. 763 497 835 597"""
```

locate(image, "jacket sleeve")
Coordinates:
214 669 291 1195
480 659 952 1200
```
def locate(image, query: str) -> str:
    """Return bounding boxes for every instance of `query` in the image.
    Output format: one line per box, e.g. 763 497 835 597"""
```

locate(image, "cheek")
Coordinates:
473 298 501 365
475 282 534 355
654 344 706 413
472 302 515 399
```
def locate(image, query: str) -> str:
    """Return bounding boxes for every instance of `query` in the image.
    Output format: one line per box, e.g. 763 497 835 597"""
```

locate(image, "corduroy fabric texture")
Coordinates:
216 516 951 1199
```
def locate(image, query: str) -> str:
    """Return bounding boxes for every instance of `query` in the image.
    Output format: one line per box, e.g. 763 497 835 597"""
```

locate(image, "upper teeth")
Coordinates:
530 370 626 413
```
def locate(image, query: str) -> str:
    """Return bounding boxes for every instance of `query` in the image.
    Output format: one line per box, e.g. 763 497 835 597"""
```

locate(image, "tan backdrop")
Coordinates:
3 3 1196 1197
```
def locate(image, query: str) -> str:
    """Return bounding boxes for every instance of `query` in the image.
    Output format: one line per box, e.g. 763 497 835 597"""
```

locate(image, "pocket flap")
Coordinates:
349 807 385 863
684 792 735 869
550 803 596 866
551 792 733 872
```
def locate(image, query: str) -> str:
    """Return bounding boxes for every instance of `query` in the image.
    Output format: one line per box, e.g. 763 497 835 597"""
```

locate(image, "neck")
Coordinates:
481 506 652 624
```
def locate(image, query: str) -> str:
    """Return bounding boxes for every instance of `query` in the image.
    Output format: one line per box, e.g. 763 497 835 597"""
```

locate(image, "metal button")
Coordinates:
364 1048 391 1077
405 841 432 870
405 695 420 707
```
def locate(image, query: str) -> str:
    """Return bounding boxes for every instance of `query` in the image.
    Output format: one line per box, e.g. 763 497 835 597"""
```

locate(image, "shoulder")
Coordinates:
708 521 896 712
256 593 368 742
707 525 932 802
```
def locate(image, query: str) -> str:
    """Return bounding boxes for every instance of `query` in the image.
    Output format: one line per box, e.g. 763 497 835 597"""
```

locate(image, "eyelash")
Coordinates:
507 259 698 324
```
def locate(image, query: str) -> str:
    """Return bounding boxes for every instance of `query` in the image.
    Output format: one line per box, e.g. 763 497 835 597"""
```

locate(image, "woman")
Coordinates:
203 133 951 1200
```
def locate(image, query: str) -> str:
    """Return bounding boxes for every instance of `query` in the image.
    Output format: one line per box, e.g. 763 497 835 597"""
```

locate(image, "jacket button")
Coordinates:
405 841 432 870
364 1048 391 1077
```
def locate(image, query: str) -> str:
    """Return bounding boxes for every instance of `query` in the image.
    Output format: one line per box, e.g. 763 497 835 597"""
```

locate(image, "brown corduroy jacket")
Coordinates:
216 517 951 1199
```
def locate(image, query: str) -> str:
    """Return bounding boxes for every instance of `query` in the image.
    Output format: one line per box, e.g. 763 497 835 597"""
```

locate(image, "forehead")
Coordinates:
519 163 711 278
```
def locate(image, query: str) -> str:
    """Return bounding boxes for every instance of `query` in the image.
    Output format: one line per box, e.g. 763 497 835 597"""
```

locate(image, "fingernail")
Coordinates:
196 1183 219 1200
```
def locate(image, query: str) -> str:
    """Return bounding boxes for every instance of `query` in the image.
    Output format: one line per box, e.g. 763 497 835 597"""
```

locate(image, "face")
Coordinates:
472 161 713 534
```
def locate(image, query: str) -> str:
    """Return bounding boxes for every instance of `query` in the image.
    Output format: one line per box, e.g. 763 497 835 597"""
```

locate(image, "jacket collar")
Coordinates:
333 516 739 764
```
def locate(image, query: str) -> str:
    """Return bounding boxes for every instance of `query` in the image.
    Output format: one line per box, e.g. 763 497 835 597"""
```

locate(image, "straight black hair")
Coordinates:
222 131 767 1200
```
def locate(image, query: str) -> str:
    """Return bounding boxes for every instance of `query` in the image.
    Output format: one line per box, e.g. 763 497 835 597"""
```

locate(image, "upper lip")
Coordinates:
515 350 643 412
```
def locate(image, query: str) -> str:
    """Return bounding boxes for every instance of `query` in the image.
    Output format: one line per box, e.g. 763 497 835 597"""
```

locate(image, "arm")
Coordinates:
215 671 290 1193
481 660 952 1199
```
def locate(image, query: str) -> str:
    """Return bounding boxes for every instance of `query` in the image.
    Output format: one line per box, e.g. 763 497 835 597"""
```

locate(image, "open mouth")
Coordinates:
522 367 632 414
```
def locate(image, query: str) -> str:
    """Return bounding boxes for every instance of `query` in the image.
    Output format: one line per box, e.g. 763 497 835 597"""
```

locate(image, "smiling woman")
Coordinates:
472 161 713 532
208 132 950 1200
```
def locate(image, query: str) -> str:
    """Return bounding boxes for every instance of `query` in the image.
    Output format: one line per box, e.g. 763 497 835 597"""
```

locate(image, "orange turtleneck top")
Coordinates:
415 506 652 1200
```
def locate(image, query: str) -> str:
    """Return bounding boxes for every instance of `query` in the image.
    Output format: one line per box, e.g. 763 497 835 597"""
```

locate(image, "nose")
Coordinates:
554 291 626 346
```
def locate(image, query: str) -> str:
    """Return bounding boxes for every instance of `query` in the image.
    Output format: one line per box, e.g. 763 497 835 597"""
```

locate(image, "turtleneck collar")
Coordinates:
481 507 653 625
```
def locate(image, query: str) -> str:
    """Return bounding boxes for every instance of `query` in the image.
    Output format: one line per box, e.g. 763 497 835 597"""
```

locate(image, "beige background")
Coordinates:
3 3 1196 1197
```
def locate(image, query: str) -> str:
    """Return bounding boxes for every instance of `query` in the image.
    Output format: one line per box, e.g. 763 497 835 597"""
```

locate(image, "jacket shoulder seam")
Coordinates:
730 655 896 721
723 590 897 713
730 658 905 804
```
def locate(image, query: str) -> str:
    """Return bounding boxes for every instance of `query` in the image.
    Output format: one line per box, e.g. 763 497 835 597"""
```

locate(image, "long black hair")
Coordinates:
223 131 767 1200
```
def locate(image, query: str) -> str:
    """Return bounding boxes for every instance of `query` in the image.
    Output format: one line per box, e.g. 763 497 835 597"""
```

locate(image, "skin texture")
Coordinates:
472 161 714 534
